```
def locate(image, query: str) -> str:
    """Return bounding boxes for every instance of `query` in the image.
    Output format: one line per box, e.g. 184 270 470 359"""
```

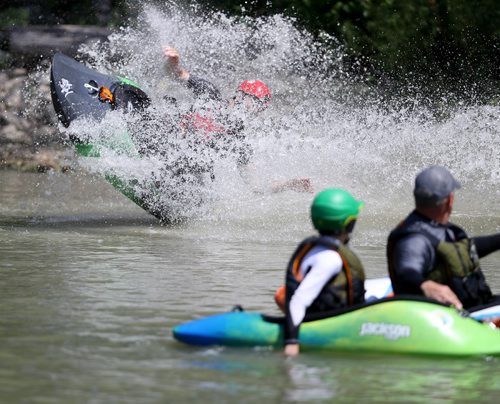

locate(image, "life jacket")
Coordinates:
179 111 251 167
284 236 366 314
387 219 492 308
179 112 226 141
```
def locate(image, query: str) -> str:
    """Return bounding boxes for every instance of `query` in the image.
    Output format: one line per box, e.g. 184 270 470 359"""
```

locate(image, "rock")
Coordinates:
0 40 84 172
0 124 33 145
0 26 111 171
12 68 28 77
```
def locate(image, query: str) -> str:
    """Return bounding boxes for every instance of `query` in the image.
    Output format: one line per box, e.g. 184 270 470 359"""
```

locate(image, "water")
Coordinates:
3 2 500 402
1 170 499 402
57 3 500 225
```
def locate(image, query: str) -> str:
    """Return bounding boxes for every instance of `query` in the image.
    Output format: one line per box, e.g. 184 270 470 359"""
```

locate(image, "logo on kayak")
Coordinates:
360 322 411 340
59 78 74 97
429 310 454 329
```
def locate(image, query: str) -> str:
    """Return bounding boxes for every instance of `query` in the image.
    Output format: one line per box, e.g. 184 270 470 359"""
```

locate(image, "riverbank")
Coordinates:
0 65 72 172
0 65 71 172
0 24 112 173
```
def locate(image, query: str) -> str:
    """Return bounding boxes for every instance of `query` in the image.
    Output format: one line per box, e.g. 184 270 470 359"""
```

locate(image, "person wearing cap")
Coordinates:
282 188 366 356
162 45 312 194
386 165 500 310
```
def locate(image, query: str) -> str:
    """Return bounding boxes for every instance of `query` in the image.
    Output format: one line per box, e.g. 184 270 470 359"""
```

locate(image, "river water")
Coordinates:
1 168 500 402
3 3 500 402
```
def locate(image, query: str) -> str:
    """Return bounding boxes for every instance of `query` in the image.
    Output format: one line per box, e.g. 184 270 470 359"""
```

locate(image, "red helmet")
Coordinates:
238 80 271 102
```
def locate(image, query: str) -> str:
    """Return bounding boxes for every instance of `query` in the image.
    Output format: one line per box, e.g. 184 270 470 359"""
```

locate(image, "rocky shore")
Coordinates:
0 65 72 172
0 25 111 172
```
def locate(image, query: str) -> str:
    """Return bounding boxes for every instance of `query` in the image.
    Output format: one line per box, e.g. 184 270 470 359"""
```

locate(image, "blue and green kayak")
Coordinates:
173 294 500 356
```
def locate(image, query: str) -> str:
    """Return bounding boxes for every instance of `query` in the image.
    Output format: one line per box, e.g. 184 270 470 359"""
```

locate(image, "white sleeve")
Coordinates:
289 250 343 327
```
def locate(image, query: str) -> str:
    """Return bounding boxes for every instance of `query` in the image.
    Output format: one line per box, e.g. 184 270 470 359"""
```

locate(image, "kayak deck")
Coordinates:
173 297 500 356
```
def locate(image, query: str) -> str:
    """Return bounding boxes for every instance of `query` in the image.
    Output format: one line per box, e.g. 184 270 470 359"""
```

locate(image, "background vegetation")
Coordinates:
205 0 500 98
2 0 500 98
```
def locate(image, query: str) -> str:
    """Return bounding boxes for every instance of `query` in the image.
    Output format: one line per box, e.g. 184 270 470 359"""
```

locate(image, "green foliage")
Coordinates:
0 7 30 27
0 0 129 27
6 0 500 92
202 0 500 92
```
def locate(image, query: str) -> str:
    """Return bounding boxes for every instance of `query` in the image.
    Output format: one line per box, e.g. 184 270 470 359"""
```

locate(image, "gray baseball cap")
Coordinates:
413 166 461 205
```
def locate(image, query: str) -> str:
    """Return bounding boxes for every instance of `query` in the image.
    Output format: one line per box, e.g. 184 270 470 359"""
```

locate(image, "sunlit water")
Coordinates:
2 2 500 402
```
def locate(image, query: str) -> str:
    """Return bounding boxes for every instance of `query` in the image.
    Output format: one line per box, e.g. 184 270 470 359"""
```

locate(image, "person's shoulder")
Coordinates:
308 246 342 264
186 75 222 101
396 232 434 253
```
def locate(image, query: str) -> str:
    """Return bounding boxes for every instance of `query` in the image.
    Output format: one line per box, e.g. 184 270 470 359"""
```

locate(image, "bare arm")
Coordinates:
163 46 222 101
271 177 313 194
163 46 190 80
239 165 313 194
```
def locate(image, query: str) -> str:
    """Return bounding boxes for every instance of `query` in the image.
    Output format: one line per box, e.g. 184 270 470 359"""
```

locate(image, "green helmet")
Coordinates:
311 188 364 232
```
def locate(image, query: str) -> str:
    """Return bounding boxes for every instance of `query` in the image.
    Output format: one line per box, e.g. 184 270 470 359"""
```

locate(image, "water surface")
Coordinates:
1 170 499 403
3 3 500 401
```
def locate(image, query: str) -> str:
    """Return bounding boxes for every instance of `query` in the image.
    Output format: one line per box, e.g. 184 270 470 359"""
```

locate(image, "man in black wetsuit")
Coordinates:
387 165 500 310
162 46 312 194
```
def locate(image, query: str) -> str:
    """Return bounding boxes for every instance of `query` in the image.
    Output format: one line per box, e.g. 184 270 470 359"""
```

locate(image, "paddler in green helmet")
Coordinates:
280 188 367 356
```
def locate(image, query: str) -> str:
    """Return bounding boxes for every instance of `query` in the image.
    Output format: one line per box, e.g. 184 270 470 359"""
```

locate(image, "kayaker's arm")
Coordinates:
163 46 190 80
271 177 313 194
473 233 500 258
284 343 299 356
186 76 223 101
391 234 432 294
284 250 342 355
238 164 313 194
421 280 463 309
163 46 222 101
392 234 462 307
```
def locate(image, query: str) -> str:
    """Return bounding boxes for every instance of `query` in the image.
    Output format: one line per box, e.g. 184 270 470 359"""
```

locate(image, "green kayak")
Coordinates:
173 297 500 356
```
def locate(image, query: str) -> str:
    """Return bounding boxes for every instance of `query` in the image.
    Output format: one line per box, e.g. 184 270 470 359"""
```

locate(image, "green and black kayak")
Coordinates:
50 52 150 128
173 295 500 356
50 52 170 219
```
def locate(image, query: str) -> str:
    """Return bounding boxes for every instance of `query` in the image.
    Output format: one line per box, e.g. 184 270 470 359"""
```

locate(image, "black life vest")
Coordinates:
387 220 492 308
285 236 366 313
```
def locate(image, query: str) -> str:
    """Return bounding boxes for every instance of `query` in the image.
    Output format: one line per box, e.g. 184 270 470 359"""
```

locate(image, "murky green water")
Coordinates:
1 170 499 403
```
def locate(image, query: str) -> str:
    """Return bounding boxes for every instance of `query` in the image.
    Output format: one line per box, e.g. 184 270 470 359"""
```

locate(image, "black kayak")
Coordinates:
50 52 150 127
50 53 212 223
49 53 175 220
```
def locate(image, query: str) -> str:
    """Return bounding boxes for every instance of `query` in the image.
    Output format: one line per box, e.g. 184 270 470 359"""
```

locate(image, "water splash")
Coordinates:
48 2 499 237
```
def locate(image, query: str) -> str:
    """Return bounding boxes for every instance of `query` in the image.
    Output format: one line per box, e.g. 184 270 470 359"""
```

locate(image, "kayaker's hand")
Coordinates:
284 343 300 356
271 177 313 194
421 280 463 310
163 46 189 80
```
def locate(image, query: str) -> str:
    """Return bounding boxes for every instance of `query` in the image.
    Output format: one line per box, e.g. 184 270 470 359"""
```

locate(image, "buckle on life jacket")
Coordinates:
98 86 114 104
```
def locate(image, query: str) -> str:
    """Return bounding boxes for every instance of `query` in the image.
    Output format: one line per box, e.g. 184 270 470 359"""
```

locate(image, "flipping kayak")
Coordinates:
49 52 173 220
50 52 150 128
173 295 500 356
